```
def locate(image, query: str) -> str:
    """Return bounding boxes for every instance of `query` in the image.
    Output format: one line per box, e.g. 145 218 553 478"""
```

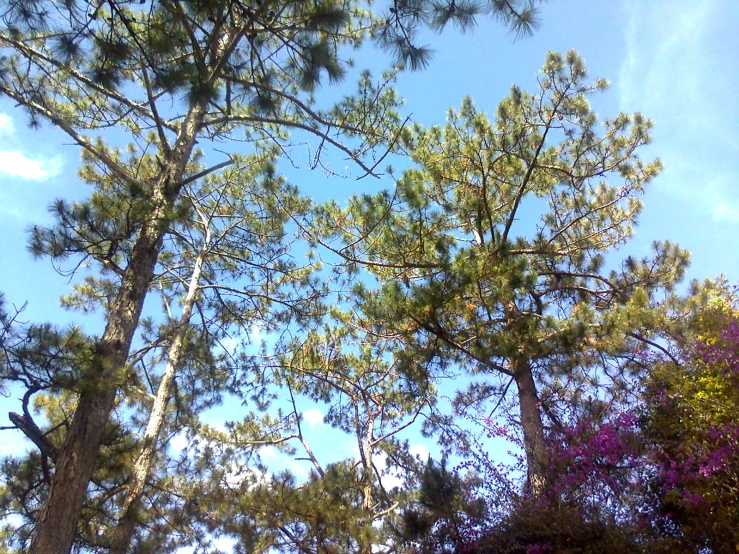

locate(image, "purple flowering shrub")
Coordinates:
545 413 643 507
446 315 739 553
441 411 647 554
642 314 739 551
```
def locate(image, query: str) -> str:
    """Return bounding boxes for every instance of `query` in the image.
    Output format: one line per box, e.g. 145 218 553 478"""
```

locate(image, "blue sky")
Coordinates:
1 0 737 321
1 0 738 530
387 0 739 284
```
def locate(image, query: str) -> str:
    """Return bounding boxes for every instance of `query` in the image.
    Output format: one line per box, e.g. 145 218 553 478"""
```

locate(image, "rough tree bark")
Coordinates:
109 221 210 554
514 357 547 497
29 105 206 554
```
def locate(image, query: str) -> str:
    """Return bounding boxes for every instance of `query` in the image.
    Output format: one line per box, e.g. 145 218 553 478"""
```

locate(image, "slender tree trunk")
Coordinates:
513 357 548 497
357 407 375 554
359 414 375 513
109 231 209 554
29 106 205 554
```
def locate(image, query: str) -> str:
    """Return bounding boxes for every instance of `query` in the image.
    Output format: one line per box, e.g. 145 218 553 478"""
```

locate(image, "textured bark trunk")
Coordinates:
513 357 548 497
109 237 208 554
360 417 374 513
29 106 205 554
358 414 374 554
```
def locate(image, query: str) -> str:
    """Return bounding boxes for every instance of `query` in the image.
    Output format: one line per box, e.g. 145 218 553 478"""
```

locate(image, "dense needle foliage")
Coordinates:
0 2 736 553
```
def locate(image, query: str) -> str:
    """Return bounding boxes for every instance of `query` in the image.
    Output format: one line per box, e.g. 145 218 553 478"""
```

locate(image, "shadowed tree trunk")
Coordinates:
109 222 209 554
514 357 547 497
29 106 206 554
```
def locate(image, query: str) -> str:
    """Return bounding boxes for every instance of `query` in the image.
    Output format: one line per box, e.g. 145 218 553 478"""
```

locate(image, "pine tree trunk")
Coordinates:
109 236 208 554
359 416 374 513
513 357 548 497
29 107 205 554
358 414 374 554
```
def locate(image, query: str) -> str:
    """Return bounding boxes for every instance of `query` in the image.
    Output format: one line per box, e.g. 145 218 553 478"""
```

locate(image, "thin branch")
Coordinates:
9 412 59 462
0 86 143 190
204 114 379 178
0 32 176 131
286 380 325 478
179 158 235 187
410 314 514 377
628 332 681 367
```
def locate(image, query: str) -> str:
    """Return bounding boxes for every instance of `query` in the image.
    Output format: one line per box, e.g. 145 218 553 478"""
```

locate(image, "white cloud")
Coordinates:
169 432 189 452
221 463 259 488
0 150 62 180
0 113 15 134
288 458 311 479
0 514 23 542
200 416 228 434
0 428 32 457
259 445 311 479
619 0 715 117
371 443 431 491
374 452 404 490
245 466 270 484
302 407 324 427
409 443 430 461
212 536 236 552
259 445 278 459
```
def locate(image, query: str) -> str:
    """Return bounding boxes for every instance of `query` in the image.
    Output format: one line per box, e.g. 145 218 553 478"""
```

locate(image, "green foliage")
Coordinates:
1 152 320 551
472 502 643 554
316 52 689 494
225 463 378 554
400 457 486 553
375 0 542 70
0 0 413 550
2 3 716 551
642 292 739 552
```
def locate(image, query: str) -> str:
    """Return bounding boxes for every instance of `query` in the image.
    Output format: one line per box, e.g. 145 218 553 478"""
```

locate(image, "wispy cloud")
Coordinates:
618 0 738 224
714 202 739 223
0 150 62 180
0 112 15 134
619 0 714 116
690 173 739 224
260 445 278 459
302 408 324 427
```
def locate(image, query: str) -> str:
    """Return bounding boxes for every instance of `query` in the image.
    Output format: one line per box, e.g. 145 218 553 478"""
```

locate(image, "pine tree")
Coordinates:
105 150 318 554
1 145 316 552
315 51 690 496
205 300 438 553
400 457 487 553
0 3 391 550
0 1 544 551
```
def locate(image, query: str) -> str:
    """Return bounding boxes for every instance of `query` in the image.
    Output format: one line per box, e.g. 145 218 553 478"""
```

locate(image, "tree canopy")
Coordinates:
314 50 688 494
1 2 736 554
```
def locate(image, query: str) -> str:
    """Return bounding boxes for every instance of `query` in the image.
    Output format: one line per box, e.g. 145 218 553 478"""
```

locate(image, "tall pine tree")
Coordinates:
0 1 543 551
315 51 690 495
2 145 317 552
